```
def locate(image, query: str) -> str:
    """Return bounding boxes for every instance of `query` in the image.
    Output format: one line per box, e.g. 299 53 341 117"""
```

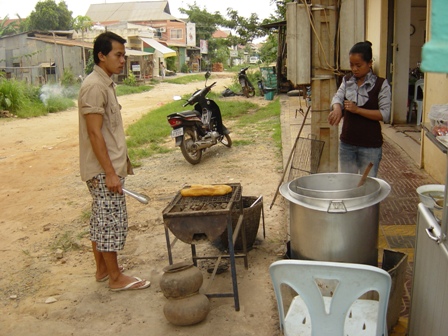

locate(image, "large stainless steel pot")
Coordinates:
280 173 391 266
289 173 381 199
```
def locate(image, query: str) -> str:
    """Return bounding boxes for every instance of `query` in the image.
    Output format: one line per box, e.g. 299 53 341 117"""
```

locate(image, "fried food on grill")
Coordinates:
180 184 232 197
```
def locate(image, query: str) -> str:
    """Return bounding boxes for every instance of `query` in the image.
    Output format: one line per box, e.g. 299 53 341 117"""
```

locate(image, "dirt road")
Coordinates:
0 72 288 335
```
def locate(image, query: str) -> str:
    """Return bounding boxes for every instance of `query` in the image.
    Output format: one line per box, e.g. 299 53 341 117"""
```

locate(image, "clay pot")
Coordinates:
160 261 203 299
163 293 210 326
160 261 210 326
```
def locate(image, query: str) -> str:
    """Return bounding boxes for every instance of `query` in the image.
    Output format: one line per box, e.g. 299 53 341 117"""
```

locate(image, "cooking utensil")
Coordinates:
249 195 265 239
122 187 149 204
357 162 374 187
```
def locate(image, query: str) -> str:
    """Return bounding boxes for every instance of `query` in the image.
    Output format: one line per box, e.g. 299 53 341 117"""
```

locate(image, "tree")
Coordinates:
258 34 278 64
73 16 92 73
179 0 288 65
28 0 73 31
0 16 18 37
179 2 224 46
73 15 92 33
224 11 264 45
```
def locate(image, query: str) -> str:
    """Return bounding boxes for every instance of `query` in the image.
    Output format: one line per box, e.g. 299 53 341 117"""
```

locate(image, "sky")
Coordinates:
2 0 277 20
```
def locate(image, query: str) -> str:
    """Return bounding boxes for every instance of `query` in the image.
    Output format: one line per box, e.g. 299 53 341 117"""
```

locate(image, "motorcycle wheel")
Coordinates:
220 134 232 148
243 86 250 98
248 87 255 97
180 127 202 165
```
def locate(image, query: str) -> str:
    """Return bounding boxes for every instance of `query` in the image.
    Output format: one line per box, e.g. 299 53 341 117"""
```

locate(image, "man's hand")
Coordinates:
105 172 123 194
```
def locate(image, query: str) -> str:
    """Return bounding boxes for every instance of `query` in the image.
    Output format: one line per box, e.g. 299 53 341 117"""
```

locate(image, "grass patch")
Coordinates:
126 100 181 164
15 101 49 118
125 94 281 163
50 231 83 252
164 74 208 85
116 84 154 96
235 98 282 150
81 209 91 223
45 96 76 113
232 139 253 146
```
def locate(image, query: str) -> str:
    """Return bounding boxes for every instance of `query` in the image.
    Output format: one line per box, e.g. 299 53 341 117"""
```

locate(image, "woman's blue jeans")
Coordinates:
339 142 382 177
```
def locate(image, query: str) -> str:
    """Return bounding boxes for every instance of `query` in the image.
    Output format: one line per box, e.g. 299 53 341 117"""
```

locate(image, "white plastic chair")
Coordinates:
269 260 391 336
408 79 424 125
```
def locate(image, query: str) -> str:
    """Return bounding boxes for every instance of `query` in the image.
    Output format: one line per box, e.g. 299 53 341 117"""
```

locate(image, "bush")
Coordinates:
61 68 77 86
123 72 138 86
180 63 189 73
45 96 75 113
0 78 25 112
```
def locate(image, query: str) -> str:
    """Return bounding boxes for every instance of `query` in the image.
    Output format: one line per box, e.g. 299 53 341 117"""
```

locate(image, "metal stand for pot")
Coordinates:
162 184 248 311
163 214 248 311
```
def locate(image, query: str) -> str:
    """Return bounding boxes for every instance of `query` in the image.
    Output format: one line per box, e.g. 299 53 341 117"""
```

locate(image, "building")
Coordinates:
84 1 187 76
285 0 436 179
0 30 91 84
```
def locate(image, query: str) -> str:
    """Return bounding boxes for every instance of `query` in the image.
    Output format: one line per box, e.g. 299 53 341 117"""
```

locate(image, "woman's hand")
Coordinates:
328 104 343 126
344 100 358 113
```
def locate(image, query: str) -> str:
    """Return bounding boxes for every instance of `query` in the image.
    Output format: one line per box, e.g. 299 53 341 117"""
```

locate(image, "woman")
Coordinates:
328 41 391 177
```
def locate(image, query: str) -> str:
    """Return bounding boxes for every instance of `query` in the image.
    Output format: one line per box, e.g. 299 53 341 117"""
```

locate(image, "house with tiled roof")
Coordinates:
83 1 188 75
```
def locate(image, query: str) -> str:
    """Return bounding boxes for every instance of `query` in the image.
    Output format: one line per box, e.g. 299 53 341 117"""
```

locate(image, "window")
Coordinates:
170 29 183 40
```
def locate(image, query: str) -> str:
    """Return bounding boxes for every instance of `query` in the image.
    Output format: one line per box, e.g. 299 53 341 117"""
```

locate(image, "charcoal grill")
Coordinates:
162 183 247 311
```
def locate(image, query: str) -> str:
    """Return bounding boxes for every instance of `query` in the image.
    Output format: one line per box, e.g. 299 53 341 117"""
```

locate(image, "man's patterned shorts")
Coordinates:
86 174 128 252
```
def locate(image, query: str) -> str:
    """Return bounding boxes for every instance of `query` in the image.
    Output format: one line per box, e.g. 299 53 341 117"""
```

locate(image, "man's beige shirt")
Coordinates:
78 65 128 181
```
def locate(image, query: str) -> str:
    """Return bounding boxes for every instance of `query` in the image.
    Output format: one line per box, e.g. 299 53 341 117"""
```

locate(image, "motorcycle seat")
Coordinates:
168 110 200 118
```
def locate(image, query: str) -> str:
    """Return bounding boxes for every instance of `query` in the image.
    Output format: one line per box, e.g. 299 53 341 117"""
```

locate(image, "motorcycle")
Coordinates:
238 66 256 98
167 73 232 165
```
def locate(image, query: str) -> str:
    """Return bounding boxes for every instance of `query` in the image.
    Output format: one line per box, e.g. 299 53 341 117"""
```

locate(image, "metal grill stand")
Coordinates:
162 184 248 311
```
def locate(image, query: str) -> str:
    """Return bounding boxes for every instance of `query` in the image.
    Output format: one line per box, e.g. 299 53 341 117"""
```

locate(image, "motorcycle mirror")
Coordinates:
173 96 182 101
205 71 211 79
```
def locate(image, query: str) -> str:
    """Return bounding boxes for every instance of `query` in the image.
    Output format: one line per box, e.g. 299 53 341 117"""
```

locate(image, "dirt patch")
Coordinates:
0 73 288 335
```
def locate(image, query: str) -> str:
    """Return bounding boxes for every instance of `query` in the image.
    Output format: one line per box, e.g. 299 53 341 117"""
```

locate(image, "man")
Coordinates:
160 61 165 79
78 32 150 291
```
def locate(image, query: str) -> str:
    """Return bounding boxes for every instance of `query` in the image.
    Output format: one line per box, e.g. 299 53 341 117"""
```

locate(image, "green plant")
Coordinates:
61 68 76 86
45 95 75 113
115 84 153 96
0 91 11 110
164 74 205 85
81 209 91 223
123 72 138 86
180 63 189 73
0 78 25 112
50 231 82 252
85 51 94 75
166 57 177 72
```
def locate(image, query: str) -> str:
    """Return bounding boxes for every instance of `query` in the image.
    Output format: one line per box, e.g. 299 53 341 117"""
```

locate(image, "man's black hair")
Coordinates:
93 32 126 65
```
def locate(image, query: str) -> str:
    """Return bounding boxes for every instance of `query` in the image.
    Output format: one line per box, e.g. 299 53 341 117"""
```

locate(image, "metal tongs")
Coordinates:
122 187 150 204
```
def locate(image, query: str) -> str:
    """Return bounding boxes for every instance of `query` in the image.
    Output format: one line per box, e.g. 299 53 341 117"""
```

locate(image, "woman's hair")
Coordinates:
349 41 373 63
93 32 127 65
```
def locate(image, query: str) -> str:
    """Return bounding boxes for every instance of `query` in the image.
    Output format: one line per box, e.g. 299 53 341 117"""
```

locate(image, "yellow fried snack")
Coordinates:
180 184 232 197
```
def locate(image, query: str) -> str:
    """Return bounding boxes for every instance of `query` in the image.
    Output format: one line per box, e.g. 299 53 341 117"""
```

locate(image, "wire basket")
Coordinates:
288 136 325 182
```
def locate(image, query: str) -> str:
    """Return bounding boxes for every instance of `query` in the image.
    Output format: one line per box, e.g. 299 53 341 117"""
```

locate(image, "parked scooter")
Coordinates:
167 72 232 165
238 66 256 98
